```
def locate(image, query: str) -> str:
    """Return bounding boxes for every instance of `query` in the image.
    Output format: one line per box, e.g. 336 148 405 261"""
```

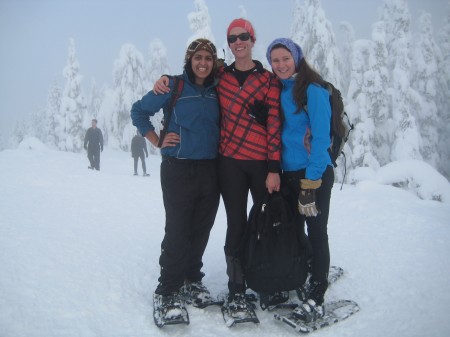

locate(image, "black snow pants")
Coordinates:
218 155 268 295
155 157 220 295
281 165 334 287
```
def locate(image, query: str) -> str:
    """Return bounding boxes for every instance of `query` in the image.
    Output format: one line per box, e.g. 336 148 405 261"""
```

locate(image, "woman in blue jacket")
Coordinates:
131 39 220 322
266 38 334 323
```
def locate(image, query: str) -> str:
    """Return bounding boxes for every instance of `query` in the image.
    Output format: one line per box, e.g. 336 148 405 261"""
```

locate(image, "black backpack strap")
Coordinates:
157 76 184 148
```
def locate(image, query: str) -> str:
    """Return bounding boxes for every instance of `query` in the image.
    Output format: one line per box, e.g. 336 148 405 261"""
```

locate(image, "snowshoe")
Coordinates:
181 281 223 308
275 299 359 333
292 299 325 323
260 291 293 311
221 293 259 327
153 292 189 328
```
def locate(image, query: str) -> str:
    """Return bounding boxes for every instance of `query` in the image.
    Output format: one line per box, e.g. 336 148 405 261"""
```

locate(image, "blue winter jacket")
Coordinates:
130 72 220 160
280 78 332 180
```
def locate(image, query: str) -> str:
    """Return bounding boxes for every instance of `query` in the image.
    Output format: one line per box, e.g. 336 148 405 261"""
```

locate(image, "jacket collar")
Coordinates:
224 60 266 74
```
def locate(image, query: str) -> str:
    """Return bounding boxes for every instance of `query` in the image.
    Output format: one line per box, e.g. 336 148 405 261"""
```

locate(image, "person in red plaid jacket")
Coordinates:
153 18 282 321
217 19 281 317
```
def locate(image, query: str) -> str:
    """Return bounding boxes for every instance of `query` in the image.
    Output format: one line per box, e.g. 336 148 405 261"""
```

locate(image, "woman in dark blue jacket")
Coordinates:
266 38 334 323
131 39 220 324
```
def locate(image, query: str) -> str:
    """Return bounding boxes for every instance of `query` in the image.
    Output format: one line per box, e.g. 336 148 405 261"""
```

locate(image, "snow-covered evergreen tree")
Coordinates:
411 12 440 167
145 39 171 155
9 119 29 148
346 40 380 170
379 0 422 161
291 0 342 87
59 38 87 152
146 39 170 88
436 3 450 179
29 107 47 142
86 79 103 129
339 21 355 94
369 21 391 166
44 79 62 148
108 44 147 150
187 0 214 45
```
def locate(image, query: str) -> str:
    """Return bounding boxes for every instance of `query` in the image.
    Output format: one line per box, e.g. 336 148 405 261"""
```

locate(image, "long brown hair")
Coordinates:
292 59 326 112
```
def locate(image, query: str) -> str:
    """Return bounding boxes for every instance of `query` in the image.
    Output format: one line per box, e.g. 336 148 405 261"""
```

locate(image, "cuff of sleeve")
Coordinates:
301 178 322 189
139 126 154 138
268 160 280 173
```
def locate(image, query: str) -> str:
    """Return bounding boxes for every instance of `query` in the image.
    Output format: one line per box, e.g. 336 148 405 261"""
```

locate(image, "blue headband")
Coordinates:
266 38 304 69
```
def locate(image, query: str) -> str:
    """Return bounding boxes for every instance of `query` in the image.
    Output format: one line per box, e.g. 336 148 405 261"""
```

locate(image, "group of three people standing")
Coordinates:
131 17 334 325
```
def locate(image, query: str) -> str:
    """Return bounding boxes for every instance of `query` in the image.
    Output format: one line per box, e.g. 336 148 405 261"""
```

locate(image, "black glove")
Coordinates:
247 100 269 126
298 179 322 217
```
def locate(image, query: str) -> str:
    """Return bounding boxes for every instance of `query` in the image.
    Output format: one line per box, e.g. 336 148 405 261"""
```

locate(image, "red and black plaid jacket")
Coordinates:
216 61 281 172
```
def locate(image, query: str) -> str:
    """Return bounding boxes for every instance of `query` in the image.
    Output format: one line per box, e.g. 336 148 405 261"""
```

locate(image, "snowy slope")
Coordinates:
1 143 449 337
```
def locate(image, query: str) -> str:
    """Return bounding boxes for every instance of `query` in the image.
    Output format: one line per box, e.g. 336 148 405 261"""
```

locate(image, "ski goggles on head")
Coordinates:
227 32 252 44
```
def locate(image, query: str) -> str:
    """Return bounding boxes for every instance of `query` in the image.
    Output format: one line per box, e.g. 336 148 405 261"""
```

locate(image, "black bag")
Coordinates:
241 192 309 294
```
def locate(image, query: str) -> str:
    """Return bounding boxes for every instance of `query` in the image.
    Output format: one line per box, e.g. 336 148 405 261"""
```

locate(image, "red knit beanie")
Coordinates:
226 18 256 42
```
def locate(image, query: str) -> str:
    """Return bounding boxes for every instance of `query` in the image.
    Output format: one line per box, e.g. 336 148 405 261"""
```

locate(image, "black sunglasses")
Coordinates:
227 32 252 44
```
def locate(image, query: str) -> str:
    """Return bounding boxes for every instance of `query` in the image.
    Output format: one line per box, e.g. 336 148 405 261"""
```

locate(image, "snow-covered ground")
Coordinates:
1 141 449 337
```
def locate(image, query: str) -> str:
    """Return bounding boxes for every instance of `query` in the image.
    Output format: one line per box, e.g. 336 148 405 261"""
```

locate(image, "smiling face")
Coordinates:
190 49 214 85
228 27 254 60
270 47 296 80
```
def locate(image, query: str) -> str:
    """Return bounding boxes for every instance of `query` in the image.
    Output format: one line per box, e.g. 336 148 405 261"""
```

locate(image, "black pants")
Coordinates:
218 155 268 294
87 146 100 170
281 166 334 285
133 154 146 174
156 157 220 295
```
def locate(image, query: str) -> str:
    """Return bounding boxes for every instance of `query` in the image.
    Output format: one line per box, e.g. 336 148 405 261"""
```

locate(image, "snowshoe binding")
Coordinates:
153 292 189 328
181 281 223 308
221 293 259 327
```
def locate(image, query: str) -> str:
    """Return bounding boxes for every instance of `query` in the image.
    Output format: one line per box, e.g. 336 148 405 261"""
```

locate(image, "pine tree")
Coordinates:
29 106 47 143
109 44 147 150
9 119 28 148
436 3 450 179
86 79 103 128
45 79 61 148
291 0 342 87
369 21 391 165
411 12 440 167
146 39 170 87
379 0 422 161
346 40 380 170
59 38 87 152
146 39 171 155
339 21 355 94
187 0 215 44
0 132 4 151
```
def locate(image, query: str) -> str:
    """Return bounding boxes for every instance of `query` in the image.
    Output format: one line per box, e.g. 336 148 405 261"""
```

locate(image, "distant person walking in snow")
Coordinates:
131 39 221 326
131 130 149 176
84 119 103 170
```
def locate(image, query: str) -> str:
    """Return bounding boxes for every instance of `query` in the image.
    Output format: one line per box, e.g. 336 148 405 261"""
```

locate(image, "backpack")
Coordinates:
157 76 184 148
303 82 354 168
241 192 309 295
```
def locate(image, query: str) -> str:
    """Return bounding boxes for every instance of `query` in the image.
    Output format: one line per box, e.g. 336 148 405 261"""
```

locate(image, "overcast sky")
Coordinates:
0 0 447 144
